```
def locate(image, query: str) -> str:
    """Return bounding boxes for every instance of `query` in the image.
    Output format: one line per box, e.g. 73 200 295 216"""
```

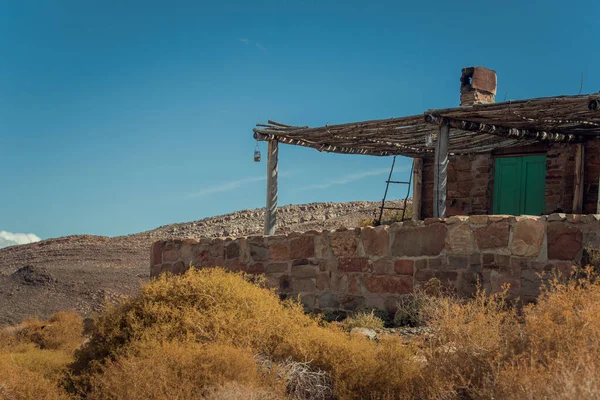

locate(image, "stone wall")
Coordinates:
421 142 584 218
151 215 599 314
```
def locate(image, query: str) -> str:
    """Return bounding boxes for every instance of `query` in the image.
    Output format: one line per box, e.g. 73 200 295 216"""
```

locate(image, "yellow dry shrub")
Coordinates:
87 341 286 400
202 382 283 400
416 284 521 398
341 311 384 331
418 267 600 399
70 267 422 399
493 267 600 399
0 358 70 400
0 312 82 400
17 311 83 352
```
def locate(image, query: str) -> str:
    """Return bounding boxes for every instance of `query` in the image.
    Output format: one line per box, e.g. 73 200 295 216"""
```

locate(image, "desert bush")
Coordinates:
69 267 422 399
341 310 385 331
202 382 283 400
17 311 83 351
394 293 424 327
0 358 70 400
86 341 285 400
257 356 333 400
491 266 600 399
0 313 79 400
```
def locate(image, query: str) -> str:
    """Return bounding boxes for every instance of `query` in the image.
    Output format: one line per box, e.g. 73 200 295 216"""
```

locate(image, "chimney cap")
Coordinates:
461 66 497 95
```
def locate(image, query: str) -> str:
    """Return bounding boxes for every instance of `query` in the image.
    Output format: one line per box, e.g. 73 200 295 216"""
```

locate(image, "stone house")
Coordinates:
253 67 600 233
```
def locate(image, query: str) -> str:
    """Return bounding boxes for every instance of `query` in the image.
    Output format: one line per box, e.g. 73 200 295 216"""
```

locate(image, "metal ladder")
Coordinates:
375 156 414 226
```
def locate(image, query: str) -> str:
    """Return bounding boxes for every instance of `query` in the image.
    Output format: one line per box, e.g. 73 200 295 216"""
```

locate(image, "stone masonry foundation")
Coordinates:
151 215 600 314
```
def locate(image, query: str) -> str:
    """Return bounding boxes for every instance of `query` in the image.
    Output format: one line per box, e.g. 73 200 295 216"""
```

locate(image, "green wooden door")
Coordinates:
493 155 546 215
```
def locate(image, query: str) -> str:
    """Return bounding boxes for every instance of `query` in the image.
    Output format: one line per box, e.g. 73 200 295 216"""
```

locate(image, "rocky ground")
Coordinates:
0 200 410 326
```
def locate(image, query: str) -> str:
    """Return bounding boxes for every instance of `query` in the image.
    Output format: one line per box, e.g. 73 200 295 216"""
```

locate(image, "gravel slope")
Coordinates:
0 201 410 325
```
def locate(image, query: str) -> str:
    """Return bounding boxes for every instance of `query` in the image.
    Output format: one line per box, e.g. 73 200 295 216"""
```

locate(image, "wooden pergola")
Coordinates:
253 95 600 234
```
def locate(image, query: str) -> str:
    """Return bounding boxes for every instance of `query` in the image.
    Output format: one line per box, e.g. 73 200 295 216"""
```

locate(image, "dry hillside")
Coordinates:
0 201 409 326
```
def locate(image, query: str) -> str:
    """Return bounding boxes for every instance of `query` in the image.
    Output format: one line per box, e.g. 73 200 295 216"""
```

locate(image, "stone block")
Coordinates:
547 223 582 260
331 230 358 257
193 250 209 267
151 241 165 266
293 278 316 293
249 243 269 261
179 243 194 261
150 263 162 277
391 223 446 257
457 270 482 296
316 272 330 290
373 258 392 275
300 294 316 309
314 234 331 259
448 255 469 270
544 261 575 277
446 223 477 254
319 293 339 309
269 240 290 261
209 239 224 258
364 296 386 310
279 275 293 292
340 295 365 311
290 235 315 259
339 257 373 273
394 259 414 275
361 226 389 256
348 274 363 295
265 262 288 274
291 264 318 279
475 222 510 249
172 261 186 275
521 269 542 301
428 257 444 270
511 219 545 257
163 248 180 263
330 273 348 292
245 263 265 274
364 275 412 294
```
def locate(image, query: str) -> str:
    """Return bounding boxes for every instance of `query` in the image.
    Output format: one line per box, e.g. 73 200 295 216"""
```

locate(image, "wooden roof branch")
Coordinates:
424 114 581 143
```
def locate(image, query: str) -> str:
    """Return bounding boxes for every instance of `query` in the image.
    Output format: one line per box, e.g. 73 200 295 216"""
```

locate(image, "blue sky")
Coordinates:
1 0 598 240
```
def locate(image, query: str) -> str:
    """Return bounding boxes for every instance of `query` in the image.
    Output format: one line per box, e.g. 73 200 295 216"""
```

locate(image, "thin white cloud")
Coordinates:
0 231 41 249
187 171 296 198
255 42 267 54
237 38 267 54
188 176 266 198
295 167 408 191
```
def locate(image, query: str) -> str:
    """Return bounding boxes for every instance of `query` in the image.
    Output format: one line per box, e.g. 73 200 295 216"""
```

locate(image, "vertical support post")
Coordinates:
597 175 600 214
412 158 423 221
572 142 585 214
264 139 279 235
433 125 449 218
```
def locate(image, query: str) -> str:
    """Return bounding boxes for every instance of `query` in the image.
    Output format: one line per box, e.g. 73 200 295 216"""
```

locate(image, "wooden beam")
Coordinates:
412 158 423 221
264 139 279 235
597 175 600 214
433 125 449 218
572 143 585 214
424 114 580 143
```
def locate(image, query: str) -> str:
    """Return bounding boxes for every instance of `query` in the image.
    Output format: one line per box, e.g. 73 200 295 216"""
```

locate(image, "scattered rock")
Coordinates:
11 265 56 286
350 327 378 341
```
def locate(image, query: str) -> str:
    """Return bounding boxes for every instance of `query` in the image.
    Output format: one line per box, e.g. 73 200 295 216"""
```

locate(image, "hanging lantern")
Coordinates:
254 143 261 162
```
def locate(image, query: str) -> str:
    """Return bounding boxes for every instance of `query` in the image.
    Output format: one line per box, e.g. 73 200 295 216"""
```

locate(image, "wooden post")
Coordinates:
433 125 449 218
264 139 279 235
412 158 423 221
572 143 585 214
597 175 600 214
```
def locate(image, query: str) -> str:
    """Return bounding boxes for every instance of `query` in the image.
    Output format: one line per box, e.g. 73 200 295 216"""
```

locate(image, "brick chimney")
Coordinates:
460 66 497 106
